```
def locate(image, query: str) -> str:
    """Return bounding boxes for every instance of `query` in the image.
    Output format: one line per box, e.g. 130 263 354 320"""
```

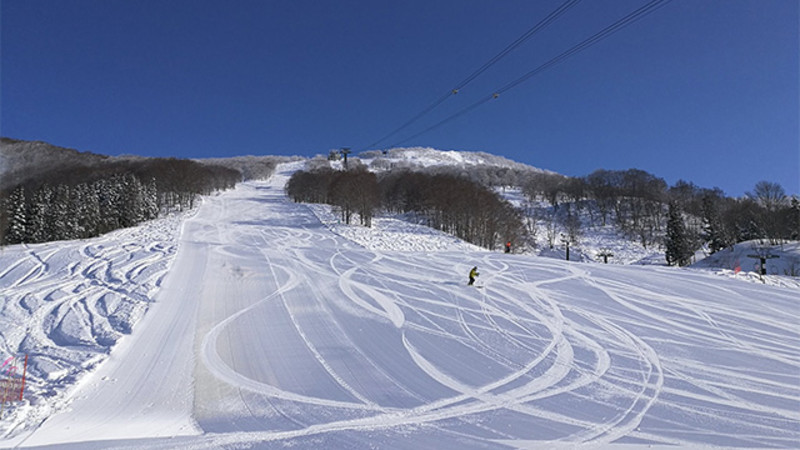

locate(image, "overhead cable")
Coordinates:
385 0 671 149
359 0 582 151
495 0 671 96
452 0 582 92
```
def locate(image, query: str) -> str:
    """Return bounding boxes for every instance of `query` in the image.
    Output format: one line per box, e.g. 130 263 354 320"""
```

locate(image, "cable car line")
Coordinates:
383 94 496 149
495 0 671 96
451 0 582 92
384 0 671 149
359 0 581 152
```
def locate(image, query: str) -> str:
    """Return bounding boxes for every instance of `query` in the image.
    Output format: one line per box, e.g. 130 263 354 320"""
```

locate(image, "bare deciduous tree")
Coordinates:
747 181 787 212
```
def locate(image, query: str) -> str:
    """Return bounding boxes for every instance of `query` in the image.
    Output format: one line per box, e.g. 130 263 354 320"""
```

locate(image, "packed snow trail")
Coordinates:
0 208 195 446
10 221 204 446
3 162 798 448
190 163 799 448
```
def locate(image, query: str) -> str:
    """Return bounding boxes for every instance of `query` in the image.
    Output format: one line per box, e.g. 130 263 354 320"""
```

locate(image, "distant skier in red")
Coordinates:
505 241 511 253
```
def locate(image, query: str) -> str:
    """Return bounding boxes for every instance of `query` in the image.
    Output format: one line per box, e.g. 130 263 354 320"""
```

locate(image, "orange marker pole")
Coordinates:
19 355 28 402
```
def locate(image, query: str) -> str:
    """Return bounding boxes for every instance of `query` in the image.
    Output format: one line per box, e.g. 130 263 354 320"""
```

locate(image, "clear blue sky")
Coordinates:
2 0 798 196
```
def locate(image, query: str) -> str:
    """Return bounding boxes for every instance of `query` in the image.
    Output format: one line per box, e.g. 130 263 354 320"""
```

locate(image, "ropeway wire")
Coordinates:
451 0 582 93
359 0 582 152
384 0 671 149
495 0 671 96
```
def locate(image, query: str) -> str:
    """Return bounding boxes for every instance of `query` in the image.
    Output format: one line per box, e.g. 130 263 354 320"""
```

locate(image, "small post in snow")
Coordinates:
597 249 614 264
747 253 779 281
747 242 779 282
561 234 571 261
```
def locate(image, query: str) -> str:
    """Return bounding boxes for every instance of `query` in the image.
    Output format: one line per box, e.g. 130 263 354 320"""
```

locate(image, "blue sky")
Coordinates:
2 0 798 196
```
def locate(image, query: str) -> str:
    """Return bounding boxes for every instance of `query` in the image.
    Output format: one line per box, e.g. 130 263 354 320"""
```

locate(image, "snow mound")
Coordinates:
692 240 800 288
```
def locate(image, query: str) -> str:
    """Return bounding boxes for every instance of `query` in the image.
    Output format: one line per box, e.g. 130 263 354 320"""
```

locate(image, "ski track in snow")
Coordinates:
1 161 799 448
191 164 800 449
0 211 187 443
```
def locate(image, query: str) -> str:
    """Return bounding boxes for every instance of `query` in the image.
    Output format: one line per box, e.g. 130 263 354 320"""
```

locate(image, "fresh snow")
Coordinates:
360 147 552 173
0 207 199 444
0 161 798 449
306 203 485 254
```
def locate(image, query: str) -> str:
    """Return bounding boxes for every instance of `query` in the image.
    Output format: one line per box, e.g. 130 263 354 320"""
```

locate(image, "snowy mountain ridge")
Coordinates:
358 146 554 173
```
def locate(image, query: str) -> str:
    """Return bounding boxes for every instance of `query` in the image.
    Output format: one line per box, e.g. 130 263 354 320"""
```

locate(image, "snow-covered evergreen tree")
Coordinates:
666 201 692 267
0 196 6 243
29 184 54 243
72 183 98 238
701 195 728 254
120 174 145 227
5 186 28 245
143 178 159 220
51 184 77 240
97 176 122 233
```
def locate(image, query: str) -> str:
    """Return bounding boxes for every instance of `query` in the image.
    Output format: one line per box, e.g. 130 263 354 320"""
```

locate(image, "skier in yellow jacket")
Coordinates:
468 266 479 286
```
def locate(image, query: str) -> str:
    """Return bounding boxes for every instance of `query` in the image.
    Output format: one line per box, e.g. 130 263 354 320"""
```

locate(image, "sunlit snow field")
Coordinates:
0 162 798 449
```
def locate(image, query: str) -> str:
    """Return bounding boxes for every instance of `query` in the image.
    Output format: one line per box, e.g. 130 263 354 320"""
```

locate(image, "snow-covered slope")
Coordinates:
692 240 800 282
357 146 553 173
0 209 189 440
1 162 798 448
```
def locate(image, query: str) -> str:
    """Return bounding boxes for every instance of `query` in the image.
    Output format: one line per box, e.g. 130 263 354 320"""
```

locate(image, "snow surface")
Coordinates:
358 147 552 174
1 161 798 449
0 208 191 440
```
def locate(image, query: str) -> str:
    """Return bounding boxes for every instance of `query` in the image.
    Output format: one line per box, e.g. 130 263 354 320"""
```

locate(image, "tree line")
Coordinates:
287 167 380 227
287 167 525 250
288 162 797 263
522 168 799 265
1 158 242 245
